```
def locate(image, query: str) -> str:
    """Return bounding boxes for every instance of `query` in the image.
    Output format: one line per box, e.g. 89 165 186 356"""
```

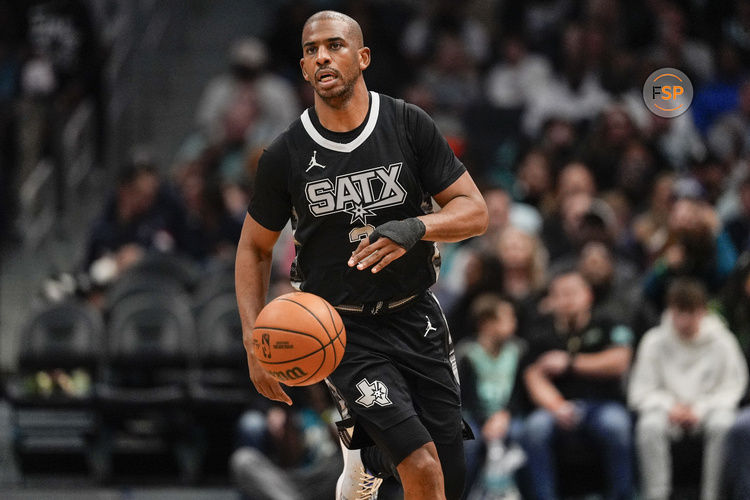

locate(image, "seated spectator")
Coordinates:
541 162 597 260
629 278 748 500
85 155 186 284
458 294 526 498
174 162 242 263
725 175 750 254
485 33 552 110
633 173 675 266
195 37 299 149
577 241 645 328
643 186 738 310
722 407 750 500
522 23 611 138
521 270 634 500
230 385 341 500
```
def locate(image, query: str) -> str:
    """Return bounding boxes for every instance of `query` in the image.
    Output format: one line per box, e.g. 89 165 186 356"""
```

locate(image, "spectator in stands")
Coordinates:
521 270 634 500
497 226 547 304
720 252 750 500
643 184 738 310
514 149 555 215
446 253 505 345
416 31 480 144
522 23 610 138
230 385 341 500
725 175 750 253
401 0 489 67
577 241 643 325
195 37 299 150
85 155 186 284
581 104 639 192
720 252 750 363
485 33 552 110
722 407 750 500
633 173 675 266
173 162 242 264
649 3 715 85
458 294 526 499
542 190 595 262
629 278 748 500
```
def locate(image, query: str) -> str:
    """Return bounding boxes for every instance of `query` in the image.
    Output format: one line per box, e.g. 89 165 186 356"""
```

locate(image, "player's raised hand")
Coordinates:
348 218 425 273
247 352 292 405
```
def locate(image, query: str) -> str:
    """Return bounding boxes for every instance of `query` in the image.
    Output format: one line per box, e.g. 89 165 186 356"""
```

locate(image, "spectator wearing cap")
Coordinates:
629 278 748 500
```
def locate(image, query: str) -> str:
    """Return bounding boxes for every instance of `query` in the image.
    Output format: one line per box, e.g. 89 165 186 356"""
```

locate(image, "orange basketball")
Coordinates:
252 292 346 386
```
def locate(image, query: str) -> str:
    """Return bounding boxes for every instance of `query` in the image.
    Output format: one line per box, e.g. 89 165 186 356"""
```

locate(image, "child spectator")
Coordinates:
458 294 526 498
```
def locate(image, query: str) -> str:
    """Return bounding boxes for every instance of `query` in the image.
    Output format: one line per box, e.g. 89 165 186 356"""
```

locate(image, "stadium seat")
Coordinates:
188 292 257 477
191 261 236 315
97 292 201 482
4 300 105 478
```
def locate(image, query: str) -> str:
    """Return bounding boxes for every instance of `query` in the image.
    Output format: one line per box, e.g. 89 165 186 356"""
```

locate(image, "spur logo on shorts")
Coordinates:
355 378 393 408
305 163 406 225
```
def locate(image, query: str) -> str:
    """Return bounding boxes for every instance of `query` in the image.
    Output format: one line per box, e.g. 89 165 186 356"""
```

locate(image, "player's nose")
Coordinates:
315 47 332 65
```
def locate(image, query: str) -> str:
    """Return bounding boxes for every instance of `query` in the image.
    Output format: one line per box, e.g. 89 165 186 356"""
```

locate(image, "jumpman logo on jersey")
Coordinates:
424 316 437 337
306 150 326 172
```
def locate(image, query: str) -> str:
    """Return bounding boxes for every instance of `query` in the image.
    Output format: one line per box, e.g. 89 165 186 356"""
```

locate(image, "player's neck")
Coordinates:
314 81 370 132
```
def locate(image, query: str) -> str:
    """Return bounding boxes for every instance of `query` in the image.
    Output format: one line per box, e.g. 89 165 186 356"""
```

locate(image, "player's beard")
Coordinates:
314 68 359 106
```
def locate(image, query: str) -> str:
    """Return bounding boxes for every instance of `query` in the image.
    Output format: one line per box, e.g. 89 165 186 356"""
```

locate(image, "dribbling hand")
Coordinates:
247 352 292 405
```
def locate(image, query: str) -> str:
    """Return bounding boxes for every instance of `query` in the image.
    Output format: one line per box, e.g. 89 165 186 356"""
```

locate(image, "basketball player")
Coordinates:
236 10 488 500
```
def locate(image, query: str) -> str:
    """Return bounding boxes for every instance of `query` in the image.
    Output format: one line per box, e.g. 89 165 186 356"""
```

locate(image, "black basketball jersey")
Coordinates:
248 92 466 305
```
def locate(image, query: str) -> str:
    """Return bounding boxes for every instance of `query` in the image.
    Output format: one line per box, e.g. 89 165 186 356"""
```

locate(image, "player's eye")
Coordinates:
330 41 342 50
305 46 316 55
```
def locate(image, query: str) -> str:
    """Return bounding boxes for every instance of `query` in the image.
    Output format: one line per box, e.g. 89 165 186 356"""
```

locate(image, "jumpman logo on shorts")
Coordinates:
306 150 326 172
424 316 437 337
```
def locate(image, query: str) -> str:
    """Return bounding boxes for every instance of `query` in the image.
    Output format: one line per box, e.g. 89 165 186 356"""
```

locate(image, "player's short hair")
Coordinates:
302 10 364 48
666 278 707 311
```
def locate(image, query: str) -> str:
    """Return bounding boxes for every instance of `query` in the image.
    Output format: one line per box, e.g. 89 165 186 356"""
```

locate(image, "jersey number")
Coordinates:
349 225 375 243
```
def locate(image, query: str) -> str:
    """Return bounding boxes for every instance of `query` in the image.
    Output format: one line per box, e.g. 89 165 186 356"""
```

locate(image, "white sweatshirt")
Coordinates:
628 312 748 419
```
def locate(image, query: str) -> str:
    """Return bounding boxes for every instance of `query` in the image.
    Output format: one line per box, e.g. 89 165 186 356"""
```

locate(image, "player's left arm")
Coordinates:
349 171 488 273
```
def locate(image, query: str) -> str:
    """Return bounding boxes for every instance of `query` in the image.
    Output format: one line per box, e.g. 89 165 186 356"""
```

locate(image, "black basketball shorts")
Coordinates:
326 290 468 463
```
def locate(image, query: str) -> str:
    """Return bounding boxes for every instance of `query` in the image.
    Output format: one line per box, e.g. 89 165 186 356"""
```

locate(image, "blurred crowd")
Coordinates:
0 0 105 245
5 0 750 498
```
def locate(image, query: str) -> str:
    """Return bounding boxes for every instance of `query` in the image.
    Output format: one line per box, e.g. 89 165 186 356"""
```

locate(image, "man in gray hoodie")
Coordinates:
629 278 748 500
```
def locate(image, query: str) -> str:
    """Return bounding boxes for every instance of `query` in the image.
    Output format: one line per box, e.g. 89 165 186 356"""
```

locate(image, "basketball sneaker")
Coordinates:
336 442 383 500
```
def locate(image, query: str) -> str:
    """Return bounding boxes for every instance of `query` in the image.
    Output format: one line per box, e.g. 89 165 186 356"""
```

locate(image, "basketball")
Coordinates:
252 292 346 386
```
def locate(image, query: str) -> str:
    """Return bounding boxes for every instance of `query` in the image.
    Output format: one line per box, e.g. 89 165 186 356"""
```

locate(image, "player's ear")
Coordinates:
300 58 310 82
358 46 371 71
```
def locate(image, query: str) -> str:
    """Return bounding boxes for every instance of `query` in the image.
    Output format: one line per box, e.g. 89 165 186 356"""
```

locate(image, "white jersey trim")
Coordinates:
300 91 380 153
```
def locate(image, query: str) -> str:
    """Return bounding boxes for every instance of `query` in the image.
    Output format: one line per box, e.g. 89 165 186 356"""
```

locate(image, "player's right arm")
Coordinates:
235 213 292 405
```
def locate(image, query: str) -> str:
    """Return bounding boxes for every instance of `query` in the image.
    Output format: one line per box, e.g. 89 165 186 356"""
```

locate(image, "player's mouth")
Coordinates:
316 69 340 88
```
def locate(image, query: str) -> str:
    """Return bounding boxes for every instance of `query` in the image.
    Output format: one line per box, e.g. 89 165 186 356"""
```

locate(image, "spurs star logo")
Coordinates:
306 150 326 172
355 378 392 408
424 316 437 337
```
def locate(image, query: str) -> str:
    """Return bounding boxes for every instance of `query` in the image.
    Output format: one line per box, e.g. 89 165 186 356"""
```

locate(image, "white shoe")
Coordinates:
336 443 383 500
